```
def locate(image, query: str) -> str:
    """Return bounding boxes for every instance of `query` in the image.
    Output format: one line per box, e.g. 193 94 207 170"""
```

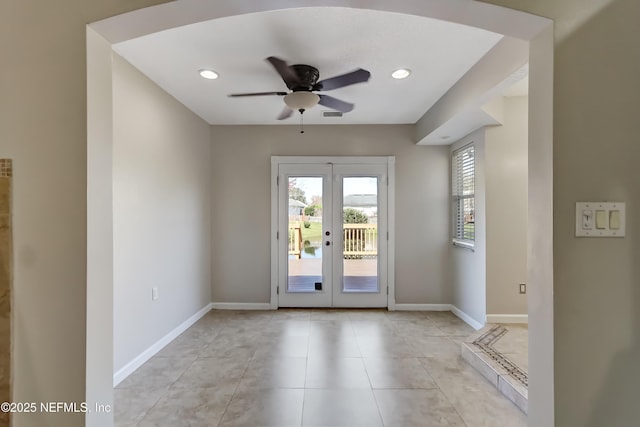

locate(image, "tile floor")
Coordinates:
115 309 527 427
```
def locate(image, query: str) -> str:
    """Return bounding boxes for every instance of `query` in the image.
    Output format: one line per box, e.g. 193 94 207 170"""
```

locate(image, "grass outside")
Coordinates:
464 222 475 239
300 221 322 242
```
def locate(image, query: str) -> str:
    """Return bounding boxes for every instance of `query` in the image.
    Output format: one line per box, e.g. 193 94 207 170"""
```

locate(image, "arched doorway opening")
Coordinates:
87 2 553 426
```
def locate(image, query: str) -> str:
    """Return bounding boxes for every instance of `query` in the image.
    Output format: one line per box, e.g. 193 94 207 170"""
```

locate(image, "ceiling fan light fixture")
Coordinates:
392 68 411 79
228 56 369 120
284 91 320 110
199 69 219 80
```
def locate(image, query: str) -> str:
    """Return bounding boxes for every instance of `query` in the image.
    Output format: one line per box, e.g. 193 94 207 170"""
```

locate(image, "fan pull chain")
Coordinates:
299 108 305 134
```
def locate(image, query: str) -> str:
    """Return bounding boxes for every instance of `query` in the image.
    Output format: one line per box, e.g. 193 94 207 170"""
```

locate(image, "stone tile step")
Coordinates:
461 325 528 414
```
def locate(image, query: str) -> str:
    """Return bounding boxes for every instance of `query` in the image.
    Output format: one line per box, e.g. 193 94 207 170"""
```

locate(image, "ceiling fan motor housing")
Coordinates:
228 56 368 120
290 64 320 91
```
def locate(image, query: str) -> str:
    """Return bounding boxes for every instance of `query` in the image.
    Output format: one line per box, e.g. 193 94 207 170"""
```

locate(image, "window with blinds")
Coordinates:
452 144 475 243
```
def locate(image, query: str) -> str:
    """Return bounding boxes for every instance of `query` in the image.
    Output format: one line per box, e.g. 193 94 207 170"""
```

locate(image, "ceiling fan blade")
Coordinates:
277 106 294 120
266 56 300 89
318 95 354 113
228 91 287 97
315 68 371 91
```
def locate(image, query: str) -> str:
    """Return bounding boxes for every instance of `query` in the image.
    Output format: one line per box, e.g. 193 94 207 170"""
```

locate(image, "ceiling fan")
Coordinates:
228 56 371 120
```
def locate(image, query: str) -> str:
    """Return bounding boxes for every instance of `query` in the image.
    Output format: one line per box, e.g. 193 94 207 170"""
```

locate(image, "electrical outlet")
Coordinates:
519 283 526 294
152 287 159 301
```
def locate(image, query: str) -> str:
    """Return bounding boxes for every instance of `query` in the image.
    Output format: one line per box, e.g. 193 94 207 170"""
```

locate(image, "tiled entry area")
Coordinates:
462 325 529 413
115 309 527 427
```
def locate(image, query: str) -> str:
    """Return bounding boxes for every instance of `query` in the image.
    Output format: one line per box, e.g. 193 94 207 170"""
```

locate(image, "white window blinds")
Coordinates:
452 144 475 242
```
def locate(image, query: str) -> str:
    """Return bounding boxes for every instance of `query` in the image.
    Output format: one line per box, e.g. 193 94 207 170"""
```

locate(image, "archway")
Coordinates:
87 2 553 426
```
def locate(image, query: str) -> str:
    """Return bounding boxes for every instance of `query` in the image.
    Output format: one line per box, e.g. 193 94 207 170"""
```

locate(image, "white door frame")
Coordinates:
270 156 396 309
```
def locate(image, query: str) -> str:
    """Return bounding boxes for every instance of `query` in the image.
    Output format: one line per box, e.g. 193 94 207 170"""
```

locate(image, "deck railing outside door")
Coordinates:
343 223 377 258
288 222 378 259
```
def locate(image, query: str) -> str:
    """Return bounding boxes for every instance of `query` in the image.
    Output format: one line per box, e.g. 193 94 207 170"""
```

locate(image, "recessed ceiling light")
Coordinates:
199 69 219 80
392 68 411 79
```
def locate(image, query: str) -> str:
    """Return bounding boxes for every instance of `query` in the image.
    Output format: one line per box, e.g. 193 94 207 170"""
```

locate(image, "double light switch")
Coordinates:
576 202 625 237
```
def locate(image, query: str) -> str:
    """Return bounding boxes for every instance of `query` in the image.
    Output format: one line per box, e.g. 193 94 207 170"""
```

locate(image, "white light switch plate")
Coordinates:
576 202 625 237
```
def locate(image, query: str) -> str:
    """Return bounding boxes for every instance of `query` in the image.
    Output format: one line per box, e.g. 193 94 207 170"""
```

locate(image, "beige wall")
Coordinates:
2 1 171 426
450 96 528 324
449 129 487 326
2 1 638 426
112 55 212 372
210 125 451 305
485 95 528 316
483 1 639 425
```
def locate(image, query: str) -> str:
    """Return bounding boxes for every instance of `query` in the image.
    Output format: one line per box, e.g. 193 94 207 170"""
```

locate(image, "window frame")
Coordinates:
452 143 475 249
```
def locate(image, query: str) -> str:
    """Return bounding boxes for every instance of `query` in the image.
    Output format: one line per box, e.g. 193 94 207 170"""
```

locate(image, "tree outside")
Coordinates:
343 207 368 224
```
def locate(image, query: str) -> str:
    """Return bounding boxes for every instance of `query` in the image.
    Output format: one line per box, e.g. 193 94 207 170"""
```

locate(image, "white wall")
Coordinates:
450 129 486 326
485 95 528 317
112 54 212 372
210 125 451 305
87 28 116 426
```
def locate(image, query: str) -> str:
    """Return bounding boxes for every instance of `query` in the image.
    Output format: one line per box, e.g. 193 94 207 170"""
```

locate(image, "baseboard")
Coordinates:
450 305 485 330
393 304 452 312
486 314 528 324
210 302 273 310
113 302 212 387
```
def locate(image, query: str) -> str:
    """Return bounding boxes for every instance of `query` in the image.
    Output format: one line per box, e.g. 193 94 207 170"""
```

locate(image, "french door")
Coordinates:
271 157 393 308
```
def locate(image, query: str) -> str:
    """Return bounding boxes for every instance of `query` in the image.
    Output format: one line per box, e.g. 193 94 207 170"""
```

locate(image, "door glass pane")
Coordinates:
342 177 378 292
287 177 323 292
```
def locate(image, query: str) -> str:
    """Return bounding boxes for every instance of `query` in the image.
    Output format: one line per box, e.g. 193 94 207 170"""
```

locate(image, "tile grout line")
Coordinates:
217 314 275 427
419 356 472 427
300 320 311 427
472 325 528 387
133 356 198 426
117 310 524 426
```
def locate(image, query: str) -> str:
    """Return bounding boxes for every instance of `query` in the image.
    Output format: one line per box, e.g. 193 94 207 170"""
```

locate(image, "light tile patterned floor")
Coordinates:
115 309 527 427
462 324 529 413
